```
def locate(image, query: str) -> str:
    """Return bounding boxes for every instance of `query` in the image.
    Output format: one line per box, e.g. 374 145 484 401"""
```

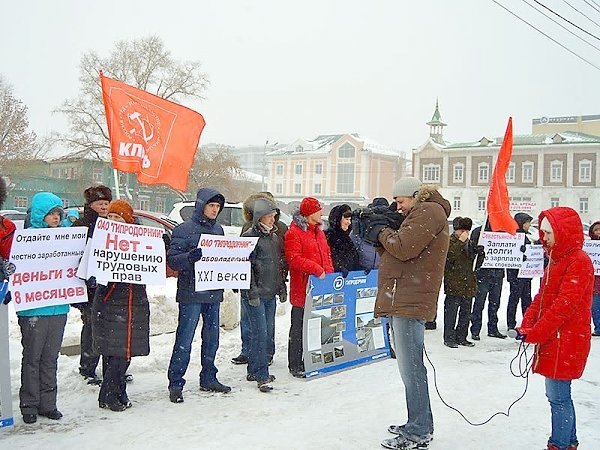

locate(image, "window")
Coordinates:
522 162 534 183
422 164 440 183
506 162 515 183
294 183 302 194
14 196 28 208
453 197 461 211
275 183 283 194
478 163 489 183
550 160 563 182
338 143 355 158
579 197 589 214
478 196 486 211
314 183 322 194
93 168 103 183
276 165 284 176
315 163 323 175
550 197 559 208
579 160 592 182
295 145 304 153
52 169 59 178
138 198 149 211
453 164 464 183
295 164 303 175
155 198 165 214
336 163 354 194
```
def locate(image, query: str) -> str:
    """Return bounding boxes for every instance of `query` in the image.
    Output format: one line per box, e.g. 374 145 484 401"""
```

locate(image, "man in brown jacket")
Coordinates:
370 177 451 450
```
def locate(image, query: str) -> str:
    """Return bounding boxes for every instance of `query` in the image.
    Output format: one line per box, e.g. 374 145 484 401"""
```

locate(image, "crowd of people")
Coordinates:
0 174 598 450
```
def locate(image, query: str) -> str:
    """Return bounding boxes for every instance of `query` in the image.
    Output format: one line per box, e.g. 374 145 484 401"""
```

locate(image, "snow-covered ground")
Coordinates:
1 278 599 449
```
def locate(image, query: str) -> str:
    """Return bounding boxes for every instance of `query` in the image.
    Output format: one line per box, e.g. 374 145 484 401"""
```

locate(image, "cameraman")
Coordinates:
367 177 451 450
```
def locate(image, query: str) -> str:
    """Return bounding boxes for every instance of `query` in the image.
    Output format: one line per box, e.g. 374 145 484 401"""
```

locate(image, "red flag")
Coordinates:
100 73 205 191
487 117 518 234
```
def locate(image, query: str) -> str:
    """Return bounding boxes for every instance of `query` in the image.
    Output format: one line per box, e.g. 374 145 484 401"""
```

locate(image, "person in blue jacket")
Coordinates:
17 192 69 424
166 187 231 403
61 209 80 227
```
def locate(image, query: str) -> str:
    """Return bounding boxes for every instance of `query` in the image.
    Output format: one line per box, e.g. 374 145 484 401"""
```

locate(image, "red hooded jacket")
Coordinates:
519 207 593 380
284 212 334 307
0 216 16 260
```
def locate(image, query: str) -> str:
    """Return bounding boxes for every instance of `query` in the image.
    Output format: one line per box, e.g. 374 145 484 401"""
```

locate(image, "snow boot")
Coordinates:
22 414 37 424
200 380 232 393
169 389 184 404
39 409 63 420
381 435 429 449
257 378 274 392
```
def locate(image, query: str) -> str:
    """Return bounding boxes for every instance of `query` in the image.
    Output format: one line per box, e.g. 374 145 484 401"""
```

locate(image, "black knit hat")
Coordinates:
452 216 473 231
83 185 112 205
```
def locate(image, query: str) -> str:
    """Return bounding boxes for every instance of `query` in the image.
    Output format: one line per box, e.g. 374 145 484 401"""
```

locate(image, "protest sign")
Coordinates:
85 218 166 285
303 270 390 379
583 240 600 276
480 231 525 269
0 305 13 430
8 227 87 311
194 235 258 291
517 244 544 278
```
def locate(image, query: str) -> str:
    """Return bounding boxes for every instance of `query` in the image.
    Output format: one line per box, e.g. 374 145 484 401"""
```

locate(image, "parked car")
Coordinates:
0 209 27 229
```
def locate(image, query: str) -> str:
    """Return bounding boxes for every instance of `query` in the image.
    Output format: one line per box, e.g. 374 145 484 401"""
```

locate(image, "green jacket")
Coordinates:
443 233 477 298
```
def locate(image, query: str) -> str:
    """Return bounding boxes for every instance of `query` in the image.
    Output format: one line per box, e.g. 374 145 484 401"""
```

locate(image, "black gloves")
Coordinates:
364 268 371 276
232 289 239 294
385 210 404 231
364 214 389 246
278 290 287 303
1 288 11 305
476 245 486 256
86 276 97 289
2 260 16 277
519 244 527 253
188 247 203 264
340 268 349 278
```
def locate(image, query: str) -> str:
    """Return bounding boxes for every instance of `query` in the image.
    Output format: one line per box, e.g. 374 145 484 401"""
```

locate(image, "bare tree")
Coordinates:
0 76 37 168
55 35 209 157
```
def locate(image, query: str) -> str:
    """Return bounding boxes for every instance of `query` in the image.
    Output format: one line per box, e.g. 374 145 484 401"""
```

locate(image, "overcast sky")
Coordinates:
2 0 600 153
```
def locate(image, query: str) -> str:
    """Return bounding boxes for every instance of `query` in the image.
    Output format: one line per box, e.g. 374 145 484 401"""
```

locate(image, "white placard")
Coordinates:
85 218 166 285
517 244 545 278
480 231 526 269
8 227 88 311
583 240 600 276
194 235 258 291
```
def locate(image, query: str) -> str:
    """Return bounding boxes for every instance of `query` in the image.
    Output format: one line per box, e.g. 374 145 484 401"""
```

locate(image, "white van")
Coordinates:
167 201 245 236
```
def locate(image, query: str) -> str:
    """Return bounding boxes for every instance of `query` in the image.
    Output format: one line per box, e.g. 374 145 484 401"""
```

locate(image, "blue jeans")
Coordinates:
389 316 433 439
167 302 220 390
470 274 503 336
241 297 276 381
545 378 577 449
240 297 275 359
592 294 600 334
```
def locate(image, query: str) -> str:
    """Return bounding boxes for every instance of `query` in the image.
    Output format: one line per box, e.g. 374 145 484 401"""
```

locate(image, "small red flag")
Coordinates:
487 117 518 234
100 73 205 191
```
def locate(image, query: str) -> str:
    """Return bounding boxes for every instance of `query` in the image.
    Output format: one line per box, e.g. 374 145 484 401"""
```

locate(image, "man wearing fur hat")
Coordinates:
231 191 288 366
284 196 334 378
73 185 113 384
370 177 451 450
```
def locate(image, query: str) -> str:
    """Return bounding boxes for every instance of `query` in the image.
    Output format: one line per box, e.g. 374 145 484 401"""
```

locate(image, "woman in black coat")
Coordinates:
325 204 360 276
92 200 150 412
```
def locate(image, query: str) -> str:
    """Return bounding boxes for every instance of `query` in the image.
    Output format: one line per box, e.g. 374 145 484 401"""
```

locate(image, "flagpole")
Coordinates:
113 169 121 200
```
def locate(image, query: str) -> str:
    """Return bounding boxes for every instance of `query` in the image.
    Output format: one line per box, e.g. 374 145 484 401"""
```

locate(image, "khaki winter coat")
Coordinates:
374 186 451 321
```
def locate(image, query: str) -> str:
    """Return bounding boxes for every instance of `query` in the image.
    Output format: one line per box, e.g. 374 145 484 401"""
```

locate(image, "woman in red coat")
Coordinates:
284 197 334 378
518 207 593 450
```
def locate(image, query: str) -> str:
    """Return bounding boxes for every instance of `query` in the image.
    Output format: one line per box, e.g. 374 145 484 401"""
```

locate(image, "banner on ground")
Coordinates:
8 227 87 311
81 218 166 285
583 240 600 276
517 244 545 278
194 235 258 291
480 231 526 269
0 304 13 430
303 270 390 379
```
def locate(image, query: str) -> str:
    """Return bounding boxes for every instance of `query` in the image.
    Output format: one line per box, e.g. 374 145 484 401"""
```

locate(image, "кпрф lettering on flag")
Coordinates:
100 72 205 191
486 117 518 234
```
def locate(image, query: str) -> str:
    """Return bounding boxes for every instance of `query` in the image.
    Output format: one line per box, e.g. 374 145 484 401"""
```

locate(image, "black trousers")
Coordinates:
507 279 532 329
99 356 130 404
79 305 101 377
18 315 67 415
288 306 304 372
444 295 472 344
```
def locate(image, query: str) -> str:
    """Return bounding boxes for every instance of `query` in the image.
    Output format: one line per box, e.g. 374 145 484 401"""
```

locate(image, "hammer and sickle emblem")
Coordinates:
128 111 154 143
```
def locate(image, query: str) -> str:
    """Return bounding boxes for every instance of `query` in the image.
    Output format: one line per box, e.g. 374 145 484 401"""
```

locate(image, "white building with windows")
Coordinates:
413 107 600 224
266 133 407 211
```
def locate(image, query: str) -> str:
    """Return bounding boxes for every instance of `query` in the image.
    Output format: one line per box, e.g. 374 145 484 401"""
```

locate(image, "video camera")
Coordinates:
352 203 404 246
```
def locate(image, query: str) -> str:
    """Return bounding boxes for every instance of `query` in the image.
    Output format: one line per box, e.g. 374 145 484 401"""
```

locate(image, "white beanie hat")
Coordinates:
540 216 553 233
392 177 423 198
